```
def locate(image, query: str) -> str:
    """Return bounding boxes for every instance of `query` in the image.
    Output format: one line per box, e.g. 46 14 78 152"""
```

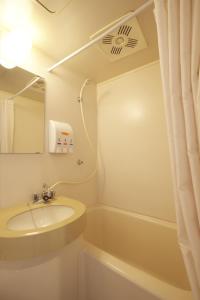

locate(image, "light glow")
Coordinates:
0 27 32 69
0 0 31 30
0 0 33 69
123 101 145 124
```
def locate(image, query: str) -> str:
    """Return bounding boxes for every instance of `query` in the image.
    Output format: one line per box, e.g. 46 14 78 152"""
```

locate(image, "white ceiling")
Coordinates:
34 0 73 13
1 0 159 82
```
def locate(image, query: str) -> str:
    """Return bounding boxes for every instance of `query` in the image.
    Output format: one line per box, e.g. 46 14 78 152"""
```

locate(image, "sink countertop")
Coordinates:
0 197 86 260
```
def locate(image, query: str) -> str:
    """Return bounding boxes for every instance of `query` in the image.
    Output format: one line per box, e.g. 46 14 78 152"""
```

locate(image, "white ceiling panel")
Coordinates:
35 0 72 13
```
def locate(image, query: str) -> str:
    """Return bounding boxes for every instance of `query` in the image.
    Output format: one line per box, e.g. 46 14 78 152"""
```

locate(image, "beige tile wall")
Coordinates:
97 61 176 222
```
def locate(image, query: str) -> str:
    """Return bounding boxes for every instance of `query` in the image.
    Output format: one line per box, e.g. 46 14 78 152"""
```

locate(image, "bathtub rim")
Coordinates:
87 204 177 230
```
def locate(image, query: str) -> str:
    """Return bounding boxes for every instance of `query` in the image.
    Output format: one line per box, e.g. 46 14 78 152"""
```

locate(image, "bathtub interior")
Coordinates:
83 206 190 291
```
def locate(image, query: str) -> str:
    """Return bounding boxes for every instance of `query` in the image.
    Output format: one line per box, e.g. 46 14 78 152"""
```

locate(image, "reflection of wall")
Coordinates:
97 61 175 222
14 96 44 153
0 90 44 153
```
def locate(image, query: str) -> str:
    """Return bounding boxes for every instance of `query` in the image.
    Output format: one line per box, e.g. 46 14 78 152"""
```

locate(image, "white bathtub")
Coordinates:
79 205 193 300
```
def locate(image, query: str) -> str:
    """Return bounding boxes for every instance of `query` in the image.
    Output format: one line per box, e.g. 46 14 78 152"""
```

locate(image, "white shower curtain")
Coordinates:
154 0 200 299
0 99 14 153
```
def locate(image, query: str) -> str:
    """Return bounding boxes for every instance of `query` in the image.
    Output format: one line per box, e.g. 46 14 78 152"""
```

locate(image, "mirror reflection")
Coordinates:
0 66 45 153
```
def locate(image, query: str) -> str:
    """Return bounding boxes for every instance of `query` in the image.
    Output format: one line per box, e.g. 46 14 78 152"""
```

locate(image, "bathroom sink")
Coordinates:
7 205 75 231
0 197 86 260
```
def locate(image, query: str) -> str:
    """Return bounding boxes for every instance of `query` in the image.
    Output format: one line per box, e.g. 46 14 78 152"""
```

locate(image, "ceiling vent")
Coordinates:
98 17 147 61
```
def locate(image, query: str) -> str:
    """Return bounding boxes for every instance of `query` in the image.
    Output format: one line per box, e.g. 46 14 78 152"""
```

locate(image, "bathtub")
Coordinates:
79 205 193 300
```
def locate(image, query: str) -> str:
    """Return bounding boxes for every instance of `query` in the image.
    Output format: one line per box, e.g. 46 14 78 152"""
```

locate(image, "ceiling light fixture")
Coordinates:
0 27 32 69
0 0 33 69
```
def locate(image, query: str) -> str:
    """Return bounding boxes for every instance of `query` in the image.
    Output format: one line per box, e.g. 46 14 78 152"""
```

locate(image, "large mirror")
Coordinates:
0 66 45 153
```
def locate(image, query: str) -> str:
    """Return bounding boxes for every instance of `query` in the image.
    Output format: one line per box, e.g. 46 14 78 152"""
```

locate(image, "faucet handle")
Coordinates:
49 189 56 199
32 184 55 204
46 189 55 199
33 193 41 202
42 183 48 191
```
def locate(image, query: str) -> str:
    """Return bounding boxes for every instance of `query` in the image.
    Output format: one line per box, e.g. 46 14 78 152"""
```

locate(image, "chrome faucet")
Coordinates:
33 183 55 203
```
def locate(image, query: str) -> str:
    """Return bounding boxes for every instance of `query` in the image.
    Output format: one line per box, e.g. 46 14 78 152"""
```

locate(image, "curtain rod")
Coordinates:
48 0 154 72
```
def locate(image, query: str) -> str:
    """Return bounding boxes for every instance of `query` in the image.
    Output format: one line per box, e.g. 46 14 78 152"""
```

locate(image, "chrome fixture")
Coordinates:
33 183 56 203
77 159 84 165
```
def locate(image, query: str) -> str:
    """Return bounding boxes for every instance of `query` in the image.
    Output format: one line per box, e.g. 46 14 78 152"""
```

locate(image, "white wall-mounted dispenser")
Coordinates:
49 120 73 153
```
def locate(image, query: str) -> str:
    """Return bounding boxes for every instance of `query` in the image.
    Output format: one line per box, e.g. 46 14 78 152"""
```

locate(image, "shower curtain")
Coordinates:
0 99 14 153
154 0 200 299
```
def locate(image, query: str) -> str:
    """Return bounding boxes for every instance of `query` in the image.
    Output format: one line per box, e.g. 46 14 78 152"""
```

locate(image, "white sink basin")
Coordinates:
7 205 75 231
0 197 86 260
